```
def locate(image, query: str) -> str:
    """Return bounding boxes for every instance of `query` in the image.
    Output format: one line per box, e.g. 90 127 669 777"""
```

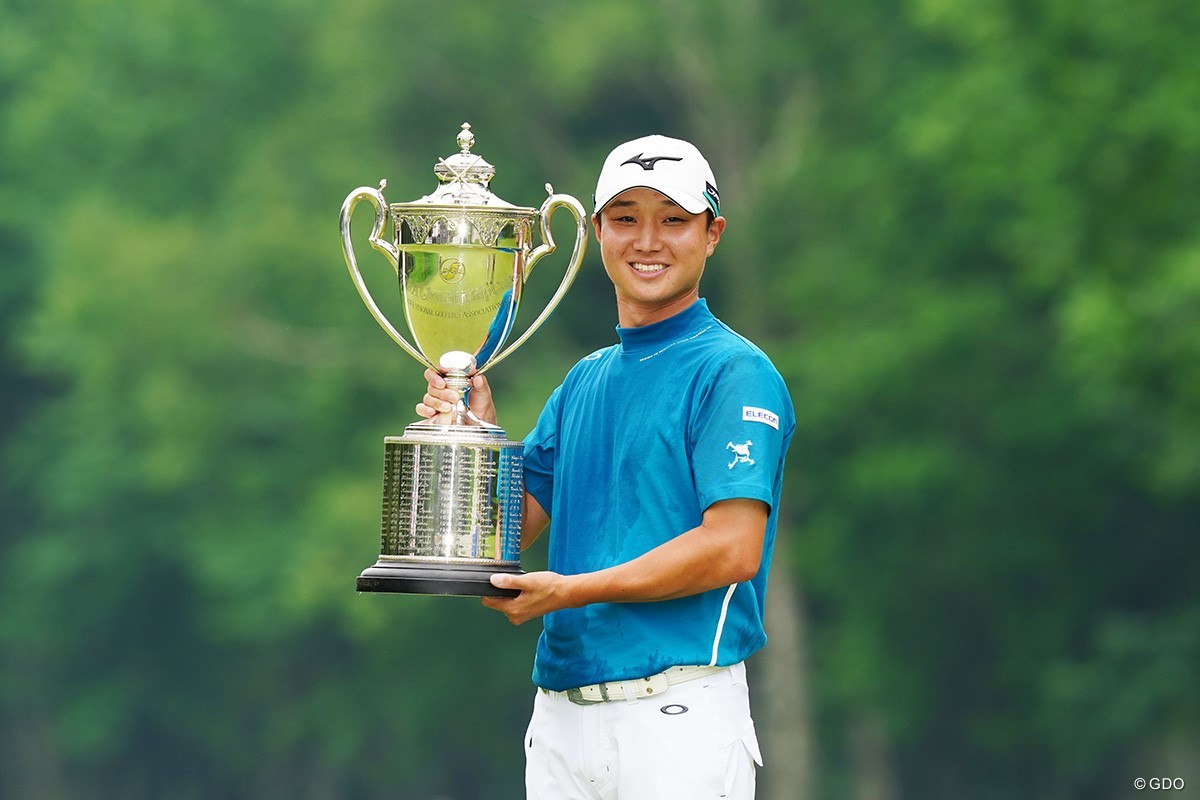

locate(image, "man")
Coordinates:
417 135 795 799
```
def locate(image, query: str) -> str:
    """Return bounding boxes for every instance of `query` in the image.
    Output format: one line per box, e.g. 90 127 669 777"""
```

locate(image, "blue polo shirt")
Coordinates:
522 299 795 691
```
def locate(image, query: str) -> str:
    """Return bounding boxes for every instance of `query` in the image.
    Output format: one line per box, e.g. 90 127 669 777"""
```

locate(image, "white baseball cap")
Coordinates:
593 135 721 217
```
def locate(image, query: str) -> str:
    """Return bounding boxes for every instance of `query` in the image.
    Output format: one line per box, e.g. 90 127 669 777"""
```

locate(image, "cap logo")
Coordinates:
621 153 683 171
704 181 721 215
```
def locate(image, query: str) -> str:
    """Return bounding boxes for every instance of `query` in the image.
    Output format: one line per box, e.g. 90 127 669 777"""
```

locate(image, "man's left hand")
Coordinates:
482 571 571 625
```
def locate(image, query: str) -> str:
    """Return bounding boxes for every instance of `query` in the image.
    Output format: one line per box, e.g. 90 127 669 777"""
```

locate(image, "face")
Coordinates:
592 187 725 327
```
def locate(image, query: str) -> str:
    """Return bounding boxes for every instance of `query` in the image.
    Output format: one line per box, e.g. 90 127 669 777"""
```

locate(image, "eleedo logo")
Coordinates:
742 406 779 430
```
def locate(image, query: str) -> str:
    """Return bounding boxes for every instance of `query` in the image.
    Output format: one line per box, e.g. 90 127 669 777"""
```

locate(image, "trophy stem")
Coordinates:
436 371 470 425
438 350 476 427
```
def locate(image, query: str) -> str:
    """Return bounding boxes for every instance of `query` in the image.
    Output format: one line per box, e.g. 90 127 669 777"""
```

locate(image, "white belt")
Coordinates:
545 665 726 705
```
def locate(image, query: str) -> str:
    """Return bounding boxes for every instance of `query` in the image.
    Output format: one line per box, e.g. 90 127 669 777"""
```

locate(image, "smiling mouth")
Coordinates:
630 262 668 274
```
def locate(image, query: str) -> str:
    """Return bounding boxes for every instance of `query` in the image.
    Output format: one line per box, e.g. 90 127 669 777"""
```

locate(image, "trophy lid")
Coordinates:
409 123 522 210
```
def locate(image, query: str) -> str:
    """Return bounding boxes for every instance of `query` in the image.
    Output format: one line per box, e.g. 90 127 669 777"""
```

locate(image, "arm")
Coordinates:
482 497 768 625
522 491 549 550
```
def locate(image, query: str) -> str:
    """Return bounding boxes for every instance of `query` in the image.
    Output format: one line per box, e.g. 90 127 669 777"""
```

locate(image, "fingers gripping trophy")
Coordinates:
339 123 587 597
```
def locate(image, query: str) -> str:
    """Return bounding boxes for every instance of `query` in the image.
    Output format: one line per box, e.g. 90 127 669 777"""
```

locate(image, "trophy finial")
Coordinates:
457 123 474 154
432 122 497 195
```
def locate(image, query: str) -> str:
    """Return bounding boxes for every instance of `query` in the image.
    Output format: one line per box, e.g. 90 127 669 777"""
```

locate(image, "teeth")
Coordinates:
631 263 667 273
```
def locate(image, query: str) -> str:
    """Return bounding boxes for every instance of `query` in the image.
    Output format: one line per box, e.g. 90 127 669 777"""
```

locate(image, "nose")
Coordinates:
634 221 662 252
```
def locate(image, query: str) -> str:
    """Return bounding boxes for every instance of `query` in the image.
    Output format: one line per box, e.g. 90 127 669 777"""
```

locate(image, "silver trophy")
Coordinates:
339 123 586 596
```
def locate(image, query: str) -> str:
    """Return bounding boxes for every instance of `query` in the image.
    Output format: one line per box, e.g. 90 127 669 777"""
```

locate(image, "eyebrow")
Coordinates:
605 198 684 211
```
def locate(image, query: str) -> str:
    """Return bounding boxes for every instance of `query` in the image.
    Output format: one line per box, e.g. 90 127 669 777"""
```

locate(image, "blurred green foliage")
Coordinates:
1 0 1197 798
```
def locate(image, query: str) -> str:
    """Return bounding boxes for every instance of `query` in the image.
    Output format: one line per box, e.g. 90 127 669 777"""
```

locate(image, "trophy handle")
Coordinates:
340 184 436 371
478 186 588 375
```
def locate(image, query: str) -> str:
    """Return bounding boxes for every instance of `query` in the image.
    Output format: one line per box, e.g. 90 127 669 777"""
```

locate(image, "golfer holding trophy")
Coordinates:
340 123 587 597
414 131 795 798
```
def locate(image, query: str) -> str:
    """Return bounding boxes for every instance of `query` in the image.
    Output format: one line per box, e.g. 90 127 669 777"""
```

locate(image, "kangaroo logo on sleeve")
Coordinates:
726 440 754 469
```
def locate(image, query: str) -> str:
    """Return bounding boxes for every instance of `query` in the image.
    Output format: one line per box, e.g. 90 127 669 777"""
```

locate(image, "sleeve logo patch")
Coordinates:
742 406 780 430
727 440 755 469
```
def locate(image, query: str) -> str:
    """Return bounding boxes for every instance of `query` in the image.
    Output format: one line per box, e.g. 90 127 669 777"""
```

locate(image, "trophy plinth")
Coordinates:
339 123 586 597
356 422 523 598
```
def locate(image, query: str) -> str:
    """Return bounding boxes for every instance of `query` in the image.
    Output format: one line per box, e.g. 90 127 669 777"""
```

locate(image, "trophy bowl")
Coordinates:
340 123 586 597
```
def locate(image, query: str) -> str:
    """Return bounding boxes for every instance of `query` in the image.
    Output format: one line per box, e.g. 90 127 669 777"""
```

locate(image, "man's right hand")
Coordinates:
415 368 498 426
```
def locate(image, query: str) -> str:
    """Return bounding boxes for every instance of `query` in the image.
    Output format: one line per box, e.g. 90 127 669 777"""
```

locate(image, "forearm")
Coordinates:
560 499 767 606
521 491 549 551
484 499 768 625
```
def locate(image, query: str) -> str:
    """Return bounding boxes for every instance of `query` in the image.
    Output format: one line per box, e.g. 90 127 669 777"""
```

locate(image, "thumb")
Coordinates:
468 375 497 423
490 572 518 590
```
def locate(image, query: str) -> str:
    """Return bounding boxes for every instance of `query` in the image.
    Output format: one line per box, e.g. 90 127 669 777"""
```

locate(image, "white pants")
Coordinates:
524 662 762 799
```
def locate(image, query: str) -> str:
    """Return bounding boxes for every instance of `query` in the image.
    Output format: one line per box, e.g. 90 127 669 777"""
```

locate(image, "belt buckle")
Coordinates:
566 687 599 706
643 672 670 697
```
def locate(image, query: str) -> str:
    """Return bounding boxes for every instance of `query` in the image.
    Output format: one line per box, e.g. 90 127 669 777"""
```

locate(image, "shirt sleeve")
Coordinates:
689 351 794 513
522 384 563 516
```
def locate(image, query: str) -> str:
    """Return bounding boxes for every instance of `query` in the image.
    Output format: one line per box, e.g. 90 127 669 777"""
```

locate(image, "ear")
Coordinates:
706 216 726 256
591 213 603 244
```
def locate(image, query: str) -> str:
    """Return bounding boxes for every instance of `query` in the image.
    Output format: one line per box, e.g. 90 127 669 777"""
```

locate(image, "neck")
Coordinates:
615 289 701 328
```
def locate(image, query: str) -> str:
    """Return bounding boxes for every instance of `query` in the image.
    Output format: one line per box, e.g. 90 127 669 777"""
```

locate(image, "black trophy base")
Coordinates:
356 560 523 597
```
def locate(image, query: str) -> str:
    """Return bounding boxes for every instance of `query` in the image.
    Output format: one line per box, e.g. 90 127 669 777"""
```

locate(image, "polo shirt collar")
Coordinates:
616 298 714 355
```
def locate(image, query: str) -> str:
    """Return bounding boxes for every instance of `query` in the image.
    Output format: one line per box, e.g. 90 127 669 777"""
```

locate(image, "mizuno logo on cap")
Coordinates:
621 153 684 171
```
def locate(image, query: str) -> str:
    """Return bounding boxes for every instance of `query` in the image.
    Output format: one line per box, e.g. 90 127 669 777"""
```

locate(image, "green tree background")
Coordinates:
1 0 1197 798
